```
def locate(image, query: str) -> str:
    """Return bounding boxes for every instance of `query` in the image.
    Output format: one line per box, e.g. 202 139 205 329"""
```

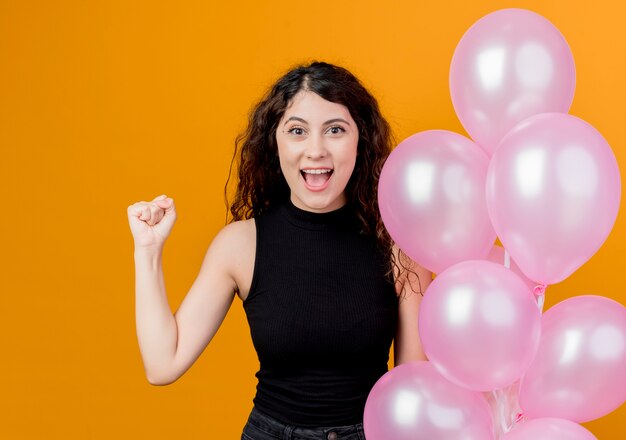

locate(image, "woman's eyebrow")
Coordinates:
283 116 351 126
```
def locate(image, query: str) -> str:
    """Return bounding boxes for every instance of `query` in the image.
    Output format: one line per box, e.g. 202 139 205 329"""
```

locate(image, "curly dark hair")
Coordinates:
224 60 421 298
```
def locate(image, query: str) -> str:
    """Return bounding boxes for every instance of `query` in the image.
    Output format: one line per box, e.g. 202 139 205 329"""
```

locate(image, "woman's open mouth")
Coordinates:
301 168 333 190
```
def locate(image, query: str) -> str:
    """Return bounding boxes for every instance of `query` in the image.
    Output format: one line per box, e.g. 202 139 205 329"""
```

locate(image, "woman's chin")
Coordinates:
290 193 346 213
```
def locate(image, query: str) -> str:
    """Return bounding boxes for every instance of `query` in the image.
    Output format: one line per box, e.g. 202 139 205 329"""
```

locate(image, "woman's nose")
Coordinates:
305 134 327 159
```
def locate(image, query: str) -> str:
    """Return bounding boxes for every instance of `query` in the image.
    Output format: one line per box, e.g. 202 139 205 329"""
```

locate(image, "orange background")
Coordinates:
1 0 624 438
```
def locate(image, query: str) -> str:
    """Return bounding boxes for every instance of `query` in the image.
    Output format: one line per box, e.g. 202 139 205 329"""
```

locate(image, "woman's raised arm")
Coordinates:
128 195 255 385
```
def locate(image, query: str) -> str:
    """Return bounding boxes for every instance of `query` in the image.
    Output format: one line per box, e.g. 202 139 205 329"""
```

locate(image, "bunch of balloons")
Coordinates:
366 8 626 440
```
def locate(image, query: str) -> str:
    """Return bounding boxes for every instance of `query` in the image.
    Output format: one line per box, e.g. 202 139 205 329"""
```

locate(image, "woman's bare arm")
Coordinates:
392 245 432 366
134 219 255 385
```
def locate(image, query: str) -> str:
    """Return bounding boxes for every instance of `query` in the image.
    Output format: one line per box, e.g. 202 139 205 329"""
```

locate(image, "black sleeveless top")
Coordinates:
242 199 398 427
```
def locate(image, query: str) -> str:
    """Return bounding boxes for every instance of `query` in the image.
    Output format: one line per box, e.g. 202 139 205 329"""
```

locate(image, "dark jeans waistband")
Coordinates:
241 406 366 440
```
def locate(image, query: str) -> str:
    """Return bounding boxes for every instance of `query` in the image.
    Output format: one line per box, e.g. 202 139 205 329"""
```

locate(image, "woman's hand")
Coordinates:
127 194 177 250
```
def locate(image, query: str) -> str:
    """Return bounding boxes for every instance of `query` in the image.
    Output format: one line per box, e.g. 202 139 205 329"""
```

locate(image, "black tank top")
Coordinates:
242 198 398 427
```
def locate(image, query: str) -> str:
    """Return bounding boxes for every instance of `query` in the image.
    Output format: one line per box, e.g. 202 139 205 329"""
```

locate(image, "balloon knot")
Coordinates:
533 284 547 296
515 412 524 423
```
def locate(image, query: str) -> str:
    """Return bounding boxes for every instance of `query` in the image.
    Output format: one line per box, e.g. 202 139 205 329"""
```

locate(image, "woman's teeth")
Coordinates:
302 169 332 174
301 169 333 186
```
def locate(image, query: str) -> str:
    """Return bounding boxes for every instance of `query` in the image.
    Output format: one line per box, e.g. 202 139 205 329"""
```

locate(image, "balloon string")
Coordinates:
503 247 511 269
492 388 511 436
537 294 545 313
491 390 505 435
492 384 524 438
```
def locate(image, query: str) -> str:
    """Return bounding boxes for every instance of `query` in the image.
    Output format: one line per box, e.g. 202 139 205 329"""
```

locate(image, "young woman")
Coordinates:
127 61 431 440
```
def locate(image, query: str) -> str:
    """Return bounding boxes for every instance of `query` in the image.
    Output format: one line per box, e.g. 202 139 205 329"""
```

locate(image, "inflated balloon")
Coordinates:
486 244 538 293
450 8 575 156
363 361 494 440
378 130 495 274
501 418 597 440
418 260 541 391
519 295 626 423
486 113 621 285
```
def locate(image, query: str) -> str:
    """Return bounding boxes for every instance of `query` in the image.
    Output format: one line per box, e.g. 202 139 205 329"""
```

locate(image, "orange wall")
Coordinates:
1 0 624 438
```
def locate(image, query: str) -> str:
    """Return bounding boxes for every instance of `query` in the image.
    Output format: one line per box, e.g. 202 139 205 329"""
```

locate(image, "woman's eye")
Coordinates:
286 126 345 136
287 127 306 135
327 125 346 135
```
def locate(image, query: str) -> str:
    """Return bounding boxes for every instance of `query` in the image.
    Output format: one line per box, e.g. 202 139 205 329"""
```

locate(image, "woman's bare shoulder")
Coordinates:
217 218 256 242
199 218 256 266
218 218 256 240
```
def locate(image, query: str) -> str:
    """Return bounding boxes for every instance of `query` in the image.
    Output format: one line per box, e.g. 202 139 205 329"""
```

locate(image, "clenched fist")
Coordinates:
127 194 177 250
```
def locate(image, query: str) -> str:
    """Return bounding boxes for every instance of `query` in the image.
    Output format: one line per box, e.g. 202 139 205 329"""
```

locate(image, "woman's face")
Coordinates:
276 90 359 213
